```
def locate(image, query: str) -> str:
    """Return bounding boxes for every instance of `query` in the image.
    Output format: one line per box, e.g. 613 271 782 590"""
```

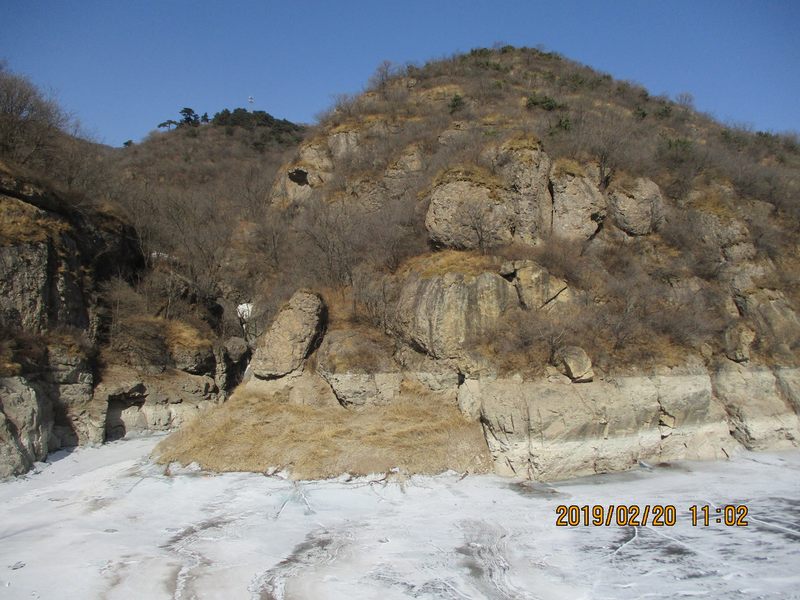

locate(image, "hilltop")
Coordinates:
1 47 799 480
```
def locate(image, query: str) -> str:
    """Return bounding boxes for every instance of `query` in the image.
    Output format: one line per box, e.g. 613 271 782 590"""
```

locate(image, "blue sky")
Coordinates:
3 0 798 146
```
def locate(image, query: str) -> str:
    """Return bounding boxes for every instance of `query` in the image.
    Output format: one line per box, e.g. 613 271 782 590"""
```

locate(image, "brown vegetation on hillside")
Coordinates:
2 46 798 378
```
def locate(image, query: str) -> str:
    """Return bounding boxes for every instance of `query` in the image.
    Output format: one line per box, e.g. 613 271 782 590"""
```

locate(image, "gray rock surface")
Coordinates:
316 329 400 407
607 177 664 235
724 323 756 363
463 373 738 480
735 289 800 353
549 166 606 240
555 346 594 382
250 291 324 379
94 366 221 441
487 139 552 244
711 363 800 450
390 270 516 364
0 377 52 478
499 260 569 309
425 176 513 250
214 337 250 392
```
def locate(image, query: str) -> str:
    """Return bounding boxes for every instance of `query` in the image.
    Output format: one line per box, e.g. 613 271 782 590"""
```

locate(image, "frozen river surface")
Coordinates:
1 437 799 599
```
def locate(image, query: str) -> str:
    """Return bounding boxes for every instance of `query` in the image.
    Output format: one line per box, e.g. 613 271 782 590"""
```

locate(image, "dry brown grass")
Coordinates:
432 164 503 188
153 386 490 479
163 319 213 351
0 196 69 245
396 250 501 279
551 157 586 178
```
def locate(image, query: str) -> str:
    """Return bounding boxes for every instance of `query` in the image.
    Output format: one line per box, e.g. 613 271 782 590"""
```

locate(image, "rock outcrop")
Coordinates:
549 161 606 240
555 346 594 382
250 291 325 379
499 260 570 310
389 269 515 366
0 167 141 337
94 366 221 441
424 169 513 250
316 329 400 407
0 377 51 478
314 330 461 407
487 138 552 245
271 141 333 207
711 362 800 450
724 323 756 363
607 177 664 235
461 371 739 480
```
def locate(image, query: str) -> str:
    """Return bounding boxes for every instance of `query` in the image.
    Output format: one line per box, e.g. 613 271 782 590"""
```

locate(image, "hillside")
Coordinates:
2 47 800 480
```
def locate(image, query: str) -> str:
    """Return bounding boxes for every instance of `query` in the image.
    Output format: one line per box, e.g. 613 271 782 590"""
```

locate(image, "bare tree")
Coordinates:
0 62 68 165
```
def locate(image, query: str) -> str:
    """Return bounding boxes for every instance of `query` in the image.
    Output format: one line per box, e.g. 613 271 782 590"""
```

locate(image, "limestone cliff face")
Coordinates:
0 166 142 337
0 168 146 477
458 365 799 481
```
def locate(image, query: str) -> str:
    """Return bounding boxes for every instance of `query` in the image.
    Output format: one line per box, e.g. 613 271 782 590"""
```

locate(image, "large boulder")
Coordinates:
250 291 325 379
424 168 513 250
555 346 594 382
607 177 664 235
390 265 516 365
549 161 606 240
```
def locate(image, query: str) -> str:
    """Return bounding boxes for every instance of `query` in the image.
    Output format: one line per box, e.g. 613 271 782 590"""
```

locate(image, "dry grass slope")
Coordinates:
153 386 491 479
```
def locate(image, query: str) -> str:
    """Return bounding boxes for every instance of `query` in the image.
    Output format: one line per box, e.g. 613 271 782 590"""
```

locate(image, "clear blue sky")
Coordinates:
3 0 798 146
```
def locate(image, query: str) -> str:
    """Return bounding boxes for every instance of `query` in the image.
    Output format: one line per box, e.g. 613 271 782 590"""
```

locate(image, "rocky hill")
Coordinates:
2 47 800 480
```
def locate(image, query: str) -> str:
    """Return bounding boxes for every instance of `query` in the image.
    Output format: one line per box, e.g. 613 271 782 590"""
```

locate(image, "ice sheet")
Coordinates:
1 437 798 599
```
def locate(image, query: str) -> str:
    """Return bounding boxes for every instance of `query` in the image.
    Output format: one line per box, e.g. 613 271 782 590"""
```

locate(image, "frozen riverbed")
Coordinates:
1 437 799 599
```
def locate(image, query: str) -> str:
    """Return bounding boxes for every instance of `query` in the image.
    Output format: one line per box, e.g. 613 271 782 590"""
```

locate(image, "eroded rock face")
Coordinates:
250 291 325 380
390 271 516 364
171 342 215 375
214 337 250 392
270 142 334 207
735 290 800 353
488 139 552 244
464 373 737 480
315 330 461 407
46 343 103 448
0 174 141 337
499 260 569 309
608 178 664 236
724 323 756 363
94 366 221 441
425 177 514 250
711 363 800 450
549 167 606 240
0 377 52 478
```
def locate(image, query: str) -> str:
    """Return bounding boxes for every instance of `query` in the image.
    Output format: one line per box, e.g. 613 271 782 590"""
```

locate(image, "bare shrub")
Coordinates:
0 62 68 165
